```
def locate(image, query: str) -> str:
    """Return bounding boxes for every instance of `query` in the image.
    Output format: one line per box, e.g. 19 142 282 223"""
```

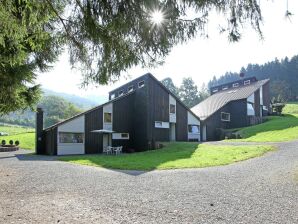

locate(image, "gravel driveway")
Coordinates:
0 141 298 224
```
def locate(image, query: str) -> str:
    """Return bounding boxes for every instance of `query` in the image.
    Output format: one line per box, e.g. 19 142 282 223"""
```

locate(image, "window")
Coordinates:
121 133 129 138
247 103 255 116
59 132 84 143
118 90 124 96
138 80 145 88
244 80 251 85
155 121 162 128
170 104 176 114
263 105 268 111
233 83 239 88
110 94 115 100
221 112 230 121
104 112 112 123
212 88 218 93
188 125 200 133
127 85 134 93
112 133 129 139
222 86 228 90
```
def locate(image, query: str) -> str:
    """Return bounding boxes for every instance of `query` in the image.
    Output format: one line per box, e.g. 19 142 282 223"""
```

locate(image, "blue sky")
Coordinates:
37 0 298 101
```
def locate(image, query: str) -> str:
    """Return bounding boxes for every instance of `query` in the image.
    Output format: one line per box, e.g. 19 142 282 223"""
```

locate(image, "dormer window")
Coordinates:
222 86 228 90
233 83 239 88
118 90 124 96
138 80 145 88
110 94 115 100
244 80 251 85
127 85 134 93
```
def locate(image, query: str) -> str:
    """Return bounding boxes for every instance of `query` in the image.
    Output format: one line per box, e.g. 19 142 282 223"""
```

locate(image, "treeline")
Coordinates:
208 55 298 101
161 77 209 108
0 95 83 128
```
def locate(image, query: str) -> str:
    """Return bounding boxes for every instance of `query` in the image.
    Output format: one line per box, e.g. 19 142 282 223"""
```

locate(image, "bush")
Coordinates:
1 140 5 146
15 140 20 146
9 140 14 145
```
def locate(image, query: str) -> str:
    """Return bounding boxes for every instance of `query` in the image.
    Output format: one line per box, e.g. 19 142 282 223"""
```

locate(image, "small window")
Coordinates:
138 81 145 88
188 125 200 133
104 112 112 123
212 88 218 93
222 86 228 90
263 105 268 111
244 80 250 85
127 85 134 93
155 121 162 128
121 133 129 138
221 112 230 121
118 90 124 96
170 104 176 114
233 83 239 88
59 132 84 143
110 94 115 100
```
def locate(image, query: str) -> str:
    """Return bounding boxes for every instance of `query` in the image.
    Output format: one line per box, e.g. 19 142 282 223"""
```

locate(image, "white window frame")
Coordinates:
127 85 134 93
222 86 228 90
112 133 129 140
233 83 239 88
221 112 230 122
154 121 169 129
110 94 115 99
138 80 145 88
58 132 84 144
244 80 251 85
212 88 218 93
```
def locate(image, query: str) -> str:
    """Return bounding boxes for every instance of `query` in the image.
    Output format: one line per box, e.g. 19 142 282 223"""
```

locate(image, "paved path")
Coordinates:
0 141 298 224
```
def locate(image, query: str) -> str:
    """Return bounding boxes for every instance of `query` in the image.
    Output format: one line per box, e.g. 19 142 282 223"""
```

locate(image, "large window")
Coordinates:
221 112 230 121
59 132 84 143
104 112 112 123
170 104 176 114
188 125 200 133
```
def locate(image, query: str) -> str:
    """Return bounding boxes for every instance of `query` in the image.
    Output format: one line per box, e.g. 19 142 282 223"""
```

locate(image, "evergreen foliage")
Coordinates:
208 55 298 101
1 0 264 114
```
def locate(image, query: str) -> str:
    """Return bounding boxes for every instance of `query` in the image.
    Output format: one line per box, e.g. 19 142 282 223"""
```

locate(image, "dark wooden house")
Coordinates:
191 77 270 141
38 73 201 155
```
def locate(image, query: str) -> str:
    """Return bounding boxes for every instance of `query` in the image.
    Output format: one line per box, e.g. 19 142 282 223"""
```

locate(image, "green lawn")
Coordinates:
0 124 35 150
227 102 298 142
59 142 274 170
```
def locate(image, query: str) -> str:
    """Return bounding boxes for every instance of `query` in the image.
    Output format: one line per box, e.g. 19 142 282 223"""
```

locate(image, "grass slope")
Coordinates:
229 102 298 142
0 125 35 150
59 142 274 170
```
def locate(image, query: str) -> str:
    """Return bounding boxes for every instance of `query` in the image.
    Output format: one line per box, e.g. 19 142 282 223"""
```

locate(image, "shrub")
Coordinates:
15 140 20 146
1 140 5 146
9 140 14 145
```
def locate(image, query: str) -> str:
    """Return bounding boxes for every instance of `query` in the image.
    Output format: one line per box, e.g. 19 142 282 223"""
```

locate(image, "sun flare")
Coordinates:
151 10 164 25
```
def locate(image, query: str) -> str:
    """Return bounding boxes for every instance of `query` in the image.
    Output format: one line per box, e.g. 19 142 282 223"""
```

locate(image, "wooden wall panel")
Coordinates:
84 107 103 154
175 102 188 141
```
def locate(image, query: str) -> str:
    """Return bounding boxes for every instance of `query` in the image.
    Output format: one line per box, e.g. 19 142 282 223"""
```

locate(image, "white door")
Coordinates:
170 123 176 141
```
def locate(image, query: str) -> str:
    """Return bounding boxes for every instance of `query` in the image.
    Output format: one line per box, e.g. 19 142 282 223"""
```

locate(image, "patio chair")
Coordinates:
103 146 112 155
115 146 123 155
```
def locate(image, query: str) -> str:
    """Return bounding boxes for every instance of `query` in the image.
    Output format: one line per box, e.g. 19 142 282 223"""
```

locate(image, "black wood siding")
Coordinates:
85 107 103 154
112 93 135 150
44 128 57 155
175 102 188 141
254 89 260 116
148 77 170 142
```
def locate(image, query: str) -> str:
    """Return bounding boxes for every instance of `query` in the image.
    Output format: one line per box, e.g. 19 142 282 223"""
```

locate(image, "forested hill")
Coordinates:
208 55 298 101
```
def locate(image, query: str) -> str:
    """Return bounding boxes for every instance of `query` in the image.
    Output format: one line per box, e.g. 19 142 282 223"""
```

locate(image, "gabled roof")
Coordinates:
44 91 136 131
191 79 270 121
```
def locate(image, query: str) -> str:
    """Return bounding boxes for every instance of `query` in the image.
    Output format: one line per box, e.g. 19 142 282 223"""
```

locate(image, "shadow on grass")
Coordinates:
58 142 199 173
